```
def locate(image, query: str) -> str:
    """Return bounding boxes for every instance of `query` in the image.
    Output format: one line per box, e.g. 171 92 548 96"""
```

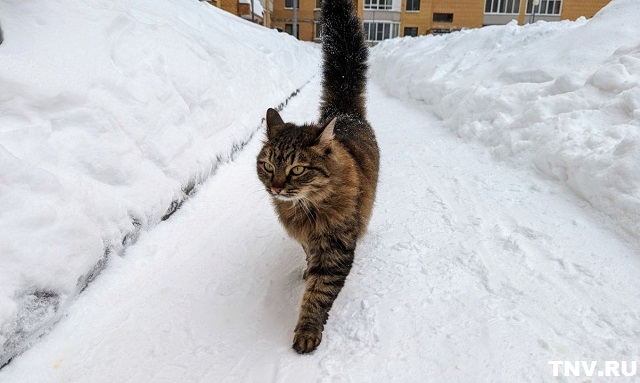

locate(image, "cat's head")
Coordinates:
256 108 337 202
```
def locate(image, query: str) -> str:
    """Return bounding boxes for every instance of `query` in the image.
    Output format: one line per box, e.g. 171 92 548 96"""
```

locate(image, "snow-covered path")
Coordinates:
2 76 640 382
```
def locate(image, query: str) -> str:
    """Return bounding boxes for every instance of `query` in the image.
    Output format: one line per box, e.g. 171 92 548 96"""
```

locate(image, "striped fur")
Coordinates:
256 0 379 354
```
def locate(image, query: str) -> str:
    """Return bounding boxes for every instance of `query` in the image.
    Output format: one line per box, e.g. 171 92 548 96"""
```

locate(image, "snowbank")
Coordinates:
370 0 640 239
0 0 319 364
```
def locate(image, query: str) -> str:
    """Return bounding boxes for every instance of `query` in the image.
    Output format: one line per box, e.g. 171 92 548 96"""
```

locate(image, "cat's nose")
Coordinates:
271 187 283 194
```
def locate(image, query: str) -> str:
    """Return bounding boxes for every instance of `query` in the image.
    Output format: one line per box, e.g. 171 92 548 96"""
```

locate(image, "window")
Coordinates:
406 0 420 11
433 13 453 22
284 24 299 38
404 27 418 37
432 28 454 35
315 0 322 9
285 0 299 9
484 0 520 14
364 0 392 10
363 21 399 41
526 0 562 14
314 22 323 39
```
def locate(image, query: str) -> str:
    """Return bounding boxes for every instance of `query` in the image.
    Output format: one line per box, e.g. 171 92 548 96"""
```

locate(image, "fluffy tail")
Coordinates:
319 0 368 122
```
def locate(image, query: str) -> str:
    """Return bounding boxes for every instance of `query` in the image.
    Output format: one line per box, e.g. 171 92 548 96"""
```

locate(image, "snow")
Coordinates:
1 0 640 380
0 0 318 365
1 76 639 383
370 0 640 240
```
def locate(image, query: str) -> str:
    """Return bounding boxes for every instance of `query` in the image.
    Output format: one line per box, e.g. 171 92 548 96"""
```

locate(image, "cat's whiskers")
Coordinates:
250 187 269 196
298 197 316 225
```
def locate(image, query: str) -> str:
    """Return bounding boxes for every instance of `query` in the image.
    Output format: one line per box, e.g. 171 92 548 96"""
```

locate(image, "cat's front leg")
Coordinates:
293 244 354 354
302 244 310 280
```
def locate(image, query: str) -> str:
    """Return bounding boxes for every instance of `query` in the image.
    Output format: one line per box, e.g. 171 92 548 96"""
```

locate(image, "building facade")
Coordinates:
206 0 267 25
271 0 611 43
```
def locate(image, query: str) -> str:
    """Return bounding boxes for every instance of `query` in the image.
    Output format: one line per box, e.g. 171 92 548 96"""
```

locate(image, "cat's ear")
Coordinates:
266 108 285 140
318 117 336 147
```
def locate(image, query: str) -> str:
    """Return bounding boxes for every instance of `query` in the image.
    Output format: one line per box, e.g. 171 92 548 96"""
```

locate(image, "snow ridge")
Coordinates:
370 0 640 240
0 78 314 368
160 82 311 222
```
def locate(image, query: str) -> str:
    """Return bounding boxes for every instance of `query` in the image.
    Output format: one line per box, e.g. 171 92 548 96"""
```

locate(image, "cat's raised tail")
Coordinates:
319 0 368 122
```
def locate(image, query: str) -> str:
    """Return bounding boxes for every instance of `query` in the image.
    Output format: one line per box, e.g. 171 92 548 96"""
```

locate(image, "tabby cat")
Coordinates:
256 0 379 354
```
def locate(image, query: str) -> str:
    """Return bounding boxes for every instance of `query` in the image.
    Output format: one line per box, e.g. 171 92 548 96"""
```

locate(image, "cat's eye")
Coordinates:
291 166 305 175
263 162 274 172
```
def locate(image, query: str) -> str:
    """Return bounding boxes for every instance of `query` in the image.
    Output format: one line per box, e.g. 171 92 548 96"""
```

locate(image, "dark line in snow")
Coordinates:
0 77 315 370
160 81 308 221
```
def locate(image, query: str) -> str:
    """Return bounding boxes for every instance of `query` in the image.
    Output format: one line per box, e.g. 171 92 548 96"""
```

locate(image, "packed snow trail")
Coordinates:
2 76 639 382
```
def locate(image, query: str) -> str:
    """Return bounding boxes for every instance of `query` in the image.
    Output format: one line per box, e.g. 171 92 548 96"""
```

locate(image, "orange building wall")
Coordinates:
517 0 526 25
271 0 316 41
219 0 239 15
400 0 430 36
431 0 484 31
238 3 251 17
561 0 611 20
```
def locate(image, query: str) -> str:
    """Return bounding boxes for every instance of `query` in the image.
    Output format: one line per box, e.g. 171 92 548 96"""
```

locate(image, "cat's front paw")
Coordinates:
293 329 322 354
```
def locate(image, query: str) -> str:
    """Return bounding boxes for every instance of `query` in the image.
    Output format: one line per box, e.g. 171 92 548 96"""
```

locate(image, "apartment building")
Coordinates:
271 0 610 43
206 0 267 25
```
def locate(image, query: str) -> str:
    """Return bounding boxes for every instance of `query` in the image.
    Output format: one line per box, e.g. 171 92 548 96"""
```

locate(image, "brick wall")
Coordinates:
219 0 239 15
431 0 484 31
238 2 251 16
271 0 317 41
561 0 611 20
400 0 430 36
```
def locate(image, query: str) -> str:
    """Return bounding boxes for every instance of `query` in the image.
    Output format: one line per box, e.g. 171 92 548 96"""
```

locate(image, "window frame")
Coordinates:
314 22 323 39
284 23 299 38
403 26 419 37
484 0 520 14
405 0 420 12
525 0 562 15
284 0 300 9
432 13 454 22
364 0 393 11
363 21 400 41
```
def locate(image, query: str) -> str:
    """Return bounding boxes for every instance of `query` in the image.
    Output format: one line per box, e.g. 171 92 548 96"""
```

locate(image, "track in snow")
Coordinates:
1 76 639 382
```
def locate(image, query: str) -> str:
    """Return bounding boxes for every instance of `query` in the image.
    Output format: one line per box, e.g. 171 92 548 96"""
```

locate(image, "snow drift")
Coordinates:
0 0 319 365
370 0 640 240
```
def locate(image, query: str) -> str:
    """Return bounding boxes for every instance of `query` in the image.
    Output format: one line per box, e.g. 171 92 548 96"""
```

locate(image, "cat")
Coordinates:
256 0 379 354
